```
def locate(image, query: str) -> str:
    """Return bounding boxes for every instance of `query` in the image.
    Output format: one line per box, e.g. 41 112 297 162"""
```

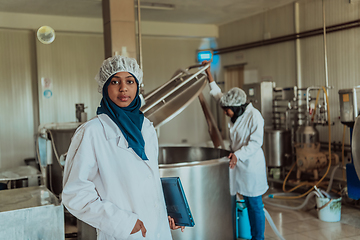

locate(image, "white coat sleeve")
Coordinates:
209 81 223 101
62 126 138 239
233 113 264 162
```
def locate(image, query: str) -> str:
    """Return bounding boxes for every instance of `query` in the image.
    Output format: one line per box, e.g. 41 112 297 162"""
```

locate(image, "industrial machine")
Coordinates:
37 121 81 197
339 87 360 128
250 83 340 184
263 128 291 169
339 86 360 200
243 82 273 127
158 147 232 240
294 123 338 181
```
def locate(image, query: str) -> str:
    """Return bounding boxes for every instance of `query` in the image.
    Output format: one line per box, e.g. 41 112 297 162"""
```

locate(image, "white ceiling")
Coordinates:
0 0 298 25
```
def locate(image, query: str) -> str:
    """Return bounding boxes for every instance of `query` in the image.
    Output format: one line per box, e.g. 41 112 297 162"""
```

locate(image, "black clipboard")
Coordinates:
161 177 195 227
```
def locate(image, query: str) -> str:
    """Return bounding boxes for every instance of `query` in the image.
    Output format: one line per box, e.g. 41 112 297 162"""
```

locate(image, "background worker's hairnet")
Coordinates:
219 87 247 107
95 55 143 93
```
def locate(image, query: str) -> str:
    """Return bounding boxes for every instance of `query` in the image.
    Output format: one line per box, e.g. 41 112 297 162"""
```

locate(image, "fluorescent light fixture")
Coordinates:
135 2 175 10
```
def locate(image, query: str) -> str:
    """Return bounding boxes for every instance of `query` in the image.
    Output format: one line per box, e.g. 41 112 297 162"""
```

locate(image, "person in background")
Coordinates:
203 61 268 240
62 55 184 240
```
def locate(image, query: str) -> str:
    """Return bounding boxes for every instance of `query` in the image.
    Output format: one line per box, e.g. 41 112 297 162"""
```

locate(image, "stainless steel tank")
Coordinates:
158 146 232 240
38 122 81 196
264 128 292 167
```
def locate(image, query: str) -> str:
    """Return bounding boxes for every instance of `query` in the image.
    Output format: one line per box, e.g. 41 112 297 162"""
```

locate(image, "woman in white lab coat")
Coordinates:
203 62 268 240
62 55 182 240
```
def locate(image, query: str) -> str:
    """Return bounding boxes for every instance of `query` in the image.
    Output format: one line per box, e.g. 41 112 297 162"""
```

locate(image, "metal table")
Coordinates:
0 186 64 240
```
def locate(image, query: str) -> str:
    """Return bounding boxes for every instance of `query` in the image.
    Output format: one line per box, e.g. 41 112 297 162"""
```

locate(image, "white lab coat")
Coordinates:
62 114 172 240
209 82 268 197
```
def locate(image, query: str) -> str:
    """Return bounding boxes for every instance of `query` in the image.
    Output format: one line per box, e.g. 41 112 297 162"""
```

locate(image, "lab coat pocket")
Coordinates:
128 230 144 240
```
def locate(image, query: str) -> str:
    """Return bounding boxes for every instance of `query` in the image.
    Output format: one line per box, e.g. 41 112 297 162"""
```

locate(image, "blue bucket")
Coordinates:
236 200 251 240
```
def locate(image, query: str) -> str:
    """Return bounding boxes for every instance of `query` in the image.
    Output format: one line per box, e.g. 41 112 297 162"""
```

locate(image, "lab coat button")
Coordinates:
148 175 152 179
157 233 160 238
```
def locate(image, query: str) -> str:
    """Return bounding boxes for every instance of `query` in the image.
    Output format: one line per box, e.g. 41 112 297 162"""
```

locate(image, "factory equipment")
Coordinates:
352 117 360 179
265 85 341 186
272 86 299 130
0 186 64 239
37 122 81 196
264 128 292 168
339 87 360 127
140 63 224 148
37 104 89 196
242 82 274 127
75 103 87 122
294 123 338 180
339 86 360 200
158 146 232 240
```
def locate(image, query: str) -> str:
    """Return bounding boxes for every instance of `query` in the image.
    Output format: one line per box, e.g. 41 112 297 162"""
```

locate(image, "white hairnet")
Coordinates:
219 87 247 107
95 55 143 93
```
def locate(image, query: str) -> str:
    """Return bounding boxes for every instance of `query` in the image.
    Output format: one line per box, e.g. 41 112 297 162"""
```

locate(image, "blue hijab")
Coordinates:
96 73 148 160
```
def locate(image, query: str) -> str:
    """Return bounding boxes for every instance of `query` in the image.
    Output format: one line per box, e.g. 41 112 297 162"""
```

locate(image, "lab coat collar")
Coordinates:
244 102 253 113
96 114 155 153
97 114 123 140
97 114 132 149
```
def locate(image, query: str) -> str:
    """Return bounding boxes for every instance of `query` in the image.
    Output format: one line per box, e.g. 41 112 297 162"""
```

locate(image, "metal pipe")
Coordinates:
285 109 290 131
213 19 360 55
137 0 143 70
322 0 329 89
306 86 323 119
295 2 304 126
322 0 329 115
136 0 144 95
295 2 302 90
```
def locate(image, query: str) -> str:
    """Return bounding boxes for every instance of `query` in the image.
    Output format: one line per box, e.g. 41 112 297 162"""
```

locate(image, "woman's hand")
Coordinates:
228 153 237 169
202 60 211 75
131 219 147 237
168 216 185 232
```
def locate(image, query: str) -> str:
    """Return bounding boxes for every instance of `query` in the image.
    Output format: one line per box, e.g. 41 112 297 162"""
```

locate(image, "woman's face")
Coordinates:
107 72 138 108
223 108 234 118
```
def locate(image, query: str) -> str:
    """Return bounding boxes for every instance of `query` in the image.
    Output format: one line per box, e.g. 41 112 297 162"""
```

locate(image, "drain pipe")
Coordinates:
322 0 329 121
294 2 304 125
136 0 144 91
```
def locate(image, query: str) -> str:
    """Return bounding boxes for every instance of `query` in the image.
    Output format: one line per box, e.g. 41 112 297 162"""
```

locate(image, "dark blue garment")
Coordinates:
243 195 265 240
227 103 249 124
96 74 148 160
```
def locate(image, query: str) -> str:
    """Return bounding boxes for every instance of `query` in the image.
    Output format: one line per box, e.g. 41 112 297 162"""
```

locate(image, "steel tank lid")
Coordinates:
140 64 209 128
352 116 360 180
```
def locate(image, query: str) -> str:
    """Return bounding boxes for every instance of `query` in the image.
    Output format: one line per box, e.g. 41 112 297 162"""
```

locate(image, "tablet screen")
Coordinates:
161 177 195 227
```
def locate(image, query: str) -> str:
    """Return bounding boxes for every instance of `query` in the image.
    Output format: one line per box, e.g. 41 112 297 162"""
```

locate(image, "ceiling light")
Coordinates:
135 2 175 11
94 0 175 11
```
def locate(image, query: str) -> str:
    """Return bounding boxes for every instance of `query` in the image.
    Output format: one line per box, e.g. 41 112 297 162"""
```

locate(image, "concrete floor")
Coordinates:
65 189 360 240
257 188 360 240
